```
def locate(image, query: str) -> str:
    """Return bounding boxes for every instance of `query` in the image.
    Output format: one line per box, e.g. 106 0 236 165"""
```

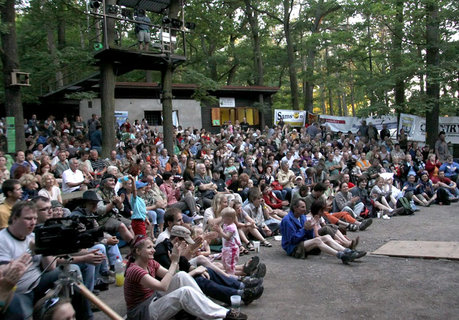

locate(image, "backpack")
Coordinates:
436 188 451 205
396 197 415 215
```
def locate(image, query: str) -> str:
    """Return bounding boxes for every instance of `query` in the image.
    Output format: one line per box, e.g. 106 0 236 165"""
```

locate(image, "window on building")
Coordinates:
213 107 259 126
144 111 162 126
144 110 179 126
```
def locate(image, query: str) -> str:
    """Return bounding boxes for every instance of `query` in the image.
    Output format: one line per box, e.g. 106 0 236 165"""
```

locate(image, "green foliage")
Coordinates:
1 0 456 118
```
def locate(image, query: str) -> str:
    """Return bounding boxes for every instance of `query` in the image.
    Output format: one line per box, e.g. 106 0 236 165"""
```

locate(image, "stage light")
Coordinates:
170 18 183 28
162 16 171 25
185 22 196 30
107 5 118 14
89 0 100 9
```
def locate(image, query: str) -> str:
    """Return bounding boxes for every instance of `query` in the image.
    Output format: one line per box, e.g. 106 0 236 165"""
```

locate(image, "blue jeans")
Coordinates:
194 267 241 304
147 209 165 225
77 244 108 291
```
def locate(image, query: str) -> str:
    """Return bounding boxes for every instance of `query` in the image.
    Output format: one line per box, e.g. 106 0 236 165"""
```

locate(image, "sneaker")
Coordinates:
382 214 390 220
353 250 367 259
242 256 260 275
242 276 263 288
340 250 363 265
242 284 264 305
94 281 109 291
252 263 266 278
225 309 248 320
359 218 373 231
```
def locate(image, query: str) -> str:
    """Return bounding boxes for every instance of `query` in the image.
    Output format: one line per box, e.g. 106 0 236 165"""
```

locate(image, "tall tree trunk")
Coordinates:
304 2 341 112
342 91 348 116
100 0 117 158
350 83 356 117
392 0 405 112
47 29 64 88
328 88 333 115
283 0 299 110
162 0 181 153
425 0 440 148
337 93 343 116
0 0 26 152
244 0 264 86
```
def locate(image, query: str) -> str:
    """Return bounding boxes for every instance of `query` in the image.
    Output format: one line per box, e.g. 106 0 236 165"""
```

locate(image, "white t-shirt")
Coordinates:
0 229 42 293
38 186 61 201
62 168 84 193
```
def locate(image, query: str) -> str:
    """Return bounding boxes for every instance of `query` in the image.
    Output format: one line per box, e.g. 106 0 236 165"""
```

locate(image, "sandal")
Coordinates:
242 256 260 275
239 246 249 255
347 224 358 232
261 240 272 247
246 242 255 251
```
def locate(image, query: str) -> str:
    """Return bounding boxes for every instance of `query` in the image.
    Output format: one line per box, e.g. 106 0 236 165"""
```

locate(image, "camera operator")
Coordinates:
96 174 134 245
72 191 122 285
31 196 106 317
0 201 62 319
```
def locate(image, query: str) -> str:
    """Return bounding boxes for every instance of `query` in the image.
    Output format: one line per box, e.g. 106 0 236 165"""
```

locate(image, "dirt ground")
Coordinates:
95 202 459 320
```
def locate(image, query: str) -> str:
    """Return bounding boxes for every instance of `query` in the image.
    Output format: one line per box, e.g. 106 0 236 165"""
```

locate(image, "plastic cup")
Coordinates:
253 241 260 252
230 295 241 314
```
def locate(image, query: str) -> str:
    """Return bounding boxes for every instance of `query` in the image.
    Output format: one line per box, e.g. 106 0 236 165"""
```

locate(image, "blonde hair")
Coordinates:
19 173 37 187
221 207 236 222
211 193 228 218
41 172 55 186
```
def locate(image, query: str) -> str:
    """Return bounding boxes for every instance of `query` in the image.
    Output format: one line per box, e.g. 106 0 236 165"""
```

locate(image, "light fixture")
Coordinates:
162 16 171 25
185 22 196 30
89 0 100 9
170 18 183 28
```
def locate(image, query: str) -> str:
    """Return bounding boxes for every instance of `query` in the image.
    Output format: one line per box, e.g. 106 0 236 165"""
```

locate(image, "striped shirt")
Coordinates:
124 260 160 310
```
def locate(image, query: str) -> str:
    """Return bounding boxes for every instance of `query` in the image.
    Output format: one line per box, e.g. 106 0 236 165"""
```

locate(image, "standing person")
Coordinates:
435 131 450 163
134 9 151 51
129 177 151 236
214 208 241 275
0 179 23 230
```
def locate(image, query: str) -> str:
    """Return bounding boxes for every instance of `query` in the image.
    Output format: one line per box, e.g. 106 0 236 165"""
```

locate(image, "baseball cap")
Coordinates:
135 181 148 189
170 225 195 244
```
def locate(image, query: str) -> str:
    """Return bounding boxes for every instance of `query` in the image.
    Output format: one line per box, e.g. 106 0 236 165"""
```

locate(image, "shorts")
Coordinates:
137 30 150 43
318 225 338 237
102 215 131 235
131 219 146 236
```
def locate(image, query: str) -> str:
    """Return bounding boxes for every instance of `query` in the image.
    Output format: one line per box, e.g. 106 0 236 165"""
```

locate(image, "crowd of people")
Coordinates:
0 113 458 320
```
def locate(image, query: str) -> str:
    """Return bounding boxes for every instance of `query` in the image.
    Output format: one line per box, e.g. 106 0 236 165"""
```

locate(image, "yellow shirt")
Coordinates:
0 202 13 229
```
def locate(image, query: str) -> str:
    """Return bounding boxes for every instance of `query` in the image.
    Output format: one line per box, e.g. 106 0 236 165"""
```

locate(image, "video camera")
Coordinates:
35 216 104 256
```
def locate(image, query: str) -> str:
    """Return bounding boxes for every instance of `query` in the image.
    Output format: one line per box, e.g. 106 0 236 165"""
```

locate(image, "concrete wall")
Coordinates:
80 98 202 129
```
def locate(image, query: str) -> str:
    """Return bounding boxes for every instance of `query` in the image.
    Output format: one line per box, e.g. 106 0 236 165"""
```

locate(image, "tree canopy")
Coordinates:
1 0 458 118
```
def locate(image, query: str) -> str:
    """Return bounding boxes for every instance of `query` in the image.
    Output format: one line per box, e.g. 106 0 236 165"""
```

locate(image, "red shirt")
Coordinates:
431 176 451 185
124 260 160 310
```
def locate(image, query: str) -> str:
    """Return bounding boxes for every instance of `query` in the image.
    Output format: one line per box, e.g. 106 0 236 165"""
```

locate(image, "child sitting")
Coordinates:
214 207 241 275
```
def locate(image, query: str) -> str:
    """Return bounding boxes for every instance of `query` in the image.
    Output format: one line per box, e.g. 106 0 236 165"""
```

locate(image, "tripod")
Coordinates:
50 258 123 320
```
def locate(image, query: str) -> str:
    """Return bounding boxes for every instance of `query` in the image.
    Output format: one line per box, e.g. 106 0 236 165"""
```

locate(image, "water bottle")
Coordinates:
115 256 125 287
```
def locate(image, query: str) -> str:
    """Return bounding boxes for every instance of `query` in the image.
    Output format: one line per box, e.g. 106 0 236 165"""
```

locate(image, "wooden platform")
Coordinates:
372 241 459 260
94 47 186 75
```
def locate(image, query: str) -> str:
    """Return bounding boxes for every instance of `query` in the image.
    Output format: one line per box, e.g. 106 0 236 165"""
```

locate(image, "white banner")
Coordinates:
274 109 306 127
319 115 360 133
219 97 235 108
399 113 459 144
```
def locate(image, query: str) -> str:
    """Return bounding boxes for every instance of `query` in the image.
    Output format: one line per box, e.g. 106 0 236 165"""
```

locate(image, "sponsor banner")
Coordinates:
274 109 306 127
398 113 459 144
219 97 235 108
115 111 129 128
319 115 360 133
